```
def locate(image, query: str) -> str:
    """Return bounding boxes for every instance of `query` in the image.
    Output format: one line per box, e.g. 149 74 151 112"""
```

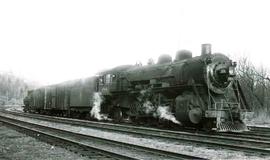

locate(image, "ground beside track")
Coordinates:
1 112 267 160
0 122 90 160
1 105 270 159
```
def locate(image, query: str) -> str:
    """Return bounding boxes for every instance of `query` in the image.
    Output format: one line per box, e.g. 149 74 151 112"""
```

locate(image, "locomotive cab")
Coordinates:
96 74 116 95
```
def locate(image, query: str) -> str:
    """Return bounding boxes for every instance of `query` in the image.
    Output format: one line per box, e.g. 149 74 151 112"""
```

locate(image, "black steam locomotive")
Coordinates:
23 44 250 132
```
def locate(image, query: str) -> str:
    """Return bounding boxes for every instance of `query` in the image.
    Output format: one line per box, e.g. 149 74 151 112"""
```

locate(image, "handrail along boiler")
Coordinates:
23 44 250 132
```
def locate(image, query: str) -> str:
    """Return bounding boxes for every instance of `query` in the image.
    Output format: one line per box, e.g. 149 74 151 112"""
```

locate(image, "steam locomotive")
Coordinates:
23 44 250 132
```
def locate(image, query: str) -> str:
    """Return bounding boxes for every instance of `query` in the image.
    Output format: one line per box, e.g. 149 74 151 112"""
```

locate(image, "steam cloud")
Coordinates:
142 100 181 125
142 101 155 114
90 90 181 125
155 106 181 125
90 92 109 121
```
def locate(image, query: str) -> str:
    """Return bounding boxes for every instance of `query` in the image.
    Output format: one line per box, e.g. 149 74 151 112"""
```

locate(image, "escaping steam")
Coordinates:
142 101 155 114
90 90 180 124
90 92 109 121
142 98 181 125
155 106 181 125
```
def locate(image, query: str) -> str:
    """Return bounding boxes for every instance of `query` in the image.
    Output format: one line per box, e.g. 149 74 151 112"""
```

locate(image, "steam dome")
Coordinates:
157 54 172 64
175 50 192 62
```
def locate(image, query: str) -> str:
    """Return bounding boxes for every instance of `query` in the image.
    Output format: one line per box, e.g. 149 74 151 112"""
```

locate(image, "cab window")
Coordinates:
100 74 115 85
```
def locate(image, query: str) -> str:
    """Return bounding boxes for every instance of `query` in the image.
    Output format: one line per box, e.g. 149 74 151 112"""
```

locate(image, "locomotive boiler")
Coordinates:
23 44 250 132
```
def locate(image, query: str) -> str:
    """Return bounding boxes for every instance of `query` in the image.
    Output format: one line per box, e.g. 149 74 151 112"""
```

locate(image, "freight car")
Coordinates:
23 44 251 132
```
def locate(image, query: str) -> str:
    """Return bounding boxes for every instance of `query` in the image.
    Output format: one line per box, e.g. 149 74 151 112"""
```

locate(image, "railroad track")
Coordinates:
0 111 204 160
1 110 270 157
249 126 270 133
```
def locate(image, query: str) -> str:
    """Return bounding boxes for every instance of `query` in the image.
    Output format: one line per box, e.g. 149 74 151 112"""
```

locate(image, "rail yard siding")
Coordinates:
1 113 266 160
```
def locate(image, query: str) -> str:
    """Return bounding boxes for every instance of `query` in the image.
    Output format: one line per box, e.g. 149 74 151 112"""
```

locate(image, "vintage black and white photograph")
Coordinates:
0 0 270 159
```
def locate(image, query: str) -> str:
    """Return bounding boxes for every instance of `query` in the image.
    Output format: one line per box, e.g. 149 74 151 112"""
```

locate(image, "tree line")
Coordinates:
237 57 270 116
0 72 34 105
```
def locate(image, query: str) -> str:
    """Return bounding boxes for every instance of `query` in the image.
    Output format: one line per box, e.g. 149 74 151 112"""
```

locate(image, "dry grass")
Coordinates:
244 108 270 126
253 109 270 125
0 122 89 160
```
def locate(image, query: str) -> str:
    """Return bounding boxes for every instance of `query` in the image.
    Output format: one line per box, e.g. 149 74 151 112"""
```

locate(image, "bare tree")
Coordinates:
0 72 29 105
237 56 270 115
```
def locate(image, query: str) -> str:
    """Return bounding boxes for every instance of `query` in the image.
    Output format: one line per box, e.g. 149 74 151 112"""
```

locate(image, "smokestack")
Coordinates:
201 44 211 55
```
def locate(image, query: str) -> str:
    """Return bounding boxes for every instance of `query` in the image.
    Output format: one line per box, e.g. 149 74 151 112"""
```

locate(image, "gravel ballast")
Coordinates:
1 112 268 160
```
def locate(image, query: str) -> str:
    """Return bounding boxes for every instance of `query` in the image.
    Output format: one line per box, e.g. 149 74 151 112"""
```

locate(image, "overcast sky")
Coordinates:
0 0 269 85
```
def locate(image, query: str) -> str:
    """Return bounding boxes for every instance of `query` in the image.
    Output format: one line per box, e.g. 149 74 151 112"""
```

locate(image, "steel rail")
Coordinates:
2 110 270 156
249 126 270 133
0 113 204 160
